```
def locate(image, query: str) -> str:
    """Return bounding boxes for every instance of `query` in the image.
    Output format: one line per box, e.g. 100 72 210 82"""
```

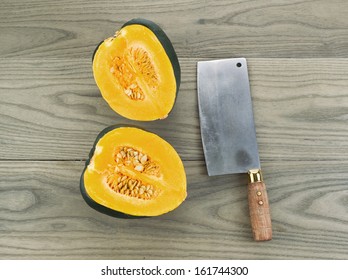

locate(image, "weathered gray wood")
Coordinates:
1 58 348 161
1 0 348 260
0 57 201 160
0 160 347 259
0 0 348 58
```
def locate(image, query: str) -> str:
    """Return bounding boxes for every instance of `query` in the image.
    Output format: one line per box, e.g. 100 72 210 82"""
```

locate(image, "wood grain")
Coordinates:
0 0 348 58
1 58 348 161
0 160 348 259
0 57 201 160
248 181 272 241
1 0 348 259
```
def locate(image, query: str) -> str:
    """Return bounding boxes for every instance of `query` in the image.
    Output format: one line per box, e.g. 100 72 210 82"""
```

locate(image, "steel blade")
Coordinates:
197 58 260 176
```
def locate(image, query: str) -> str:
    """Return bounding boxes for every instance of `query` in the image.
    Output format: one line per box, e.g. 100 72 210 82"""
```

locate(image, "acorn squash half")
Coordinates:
92 19 181 121
80 126 187 217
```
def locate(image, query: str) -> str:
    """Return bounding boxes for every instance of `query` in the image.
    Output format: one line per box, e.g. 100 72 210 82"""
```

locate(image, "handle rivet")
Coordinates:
258 200 264 205
256 191 262 196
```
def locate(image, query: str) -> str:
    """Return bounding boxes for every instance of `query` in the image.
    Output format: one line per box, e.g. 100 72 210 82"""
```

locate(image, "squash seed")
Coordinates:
134 164 144 172
108 146 162 199
140 154 147 164
113 146 160 176
110 47 158 101
106 172 158 200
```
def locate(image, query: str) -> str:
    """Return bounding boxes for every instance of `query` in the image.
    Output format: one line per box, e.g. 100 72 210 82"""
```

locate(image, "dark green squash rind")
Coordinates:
80 124 146 219
121 18 181 97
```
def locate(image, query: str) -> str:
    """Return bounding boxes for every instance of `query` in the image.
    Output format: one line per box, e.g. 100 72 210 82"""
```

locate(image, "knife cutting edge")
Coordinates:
197 58 272 241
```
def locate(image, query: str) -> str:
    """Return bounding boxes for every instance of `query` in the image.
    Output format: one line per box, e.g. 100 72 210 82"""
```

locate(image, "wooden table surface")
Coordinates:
1 0 348 259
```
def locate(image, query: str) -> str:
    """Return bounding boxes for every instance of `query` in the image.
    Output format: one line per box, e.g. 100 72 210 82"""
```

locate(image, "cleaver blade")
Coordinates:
197 58 272 241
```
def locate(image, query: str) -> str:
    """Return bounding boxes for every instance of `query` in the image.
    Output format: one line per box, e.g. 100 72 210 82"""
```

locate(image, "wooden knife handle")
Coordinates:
247 169 272 241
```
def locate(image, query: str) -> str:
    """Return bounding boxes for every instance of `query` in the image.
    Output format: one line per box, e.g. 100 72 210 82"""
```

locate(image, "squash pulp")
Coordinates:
93 19 180 121
80 126 187 217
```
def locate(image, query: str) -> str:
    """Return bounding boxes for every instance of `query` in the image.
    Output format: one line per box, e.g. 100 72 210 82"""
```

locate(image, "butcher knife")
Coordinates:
197 58 272 241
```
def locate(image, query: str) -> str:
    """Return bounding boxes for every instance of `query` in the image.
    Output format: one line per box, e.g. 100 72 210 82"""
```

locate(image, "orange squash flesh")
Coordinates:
81 126 187 217
93 20 180 121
